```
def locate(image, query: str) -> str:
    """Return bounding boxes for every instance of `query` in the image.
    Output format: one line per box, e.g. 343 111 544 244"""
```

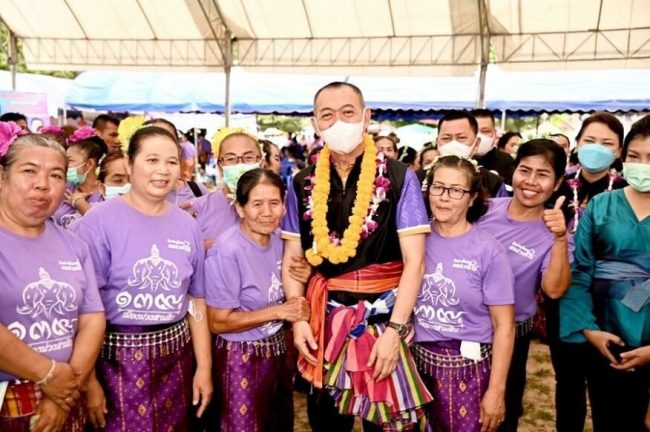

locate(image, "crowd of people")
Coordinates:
0 81 648 432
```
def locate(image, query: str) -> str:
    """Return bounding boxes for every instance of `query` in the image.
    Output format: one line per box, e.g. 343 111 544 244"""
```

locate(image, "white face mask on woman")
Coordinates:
318 109 366 155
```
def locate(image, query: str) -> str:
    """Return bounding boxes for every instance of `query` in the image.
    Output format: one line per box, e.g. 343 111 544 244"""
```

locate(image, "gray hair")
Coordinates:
1 134 67 178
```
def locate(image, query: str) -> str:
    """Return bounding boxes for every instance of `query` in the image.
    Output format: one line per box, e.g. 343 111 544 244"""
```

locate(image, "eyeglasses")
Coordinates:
429 184 471 200
219 153 261 166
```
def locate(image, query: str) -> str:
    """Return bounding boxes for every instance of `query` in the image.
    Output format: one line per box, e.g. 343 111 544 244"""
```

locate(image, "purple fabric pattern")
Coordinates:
97 337 193 432
213 336 294 432
396 168 430 232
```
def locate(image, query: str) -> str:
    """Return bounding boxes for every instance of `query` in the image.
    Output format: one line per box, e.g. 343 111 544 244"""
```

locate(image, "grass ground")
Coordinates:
293 339 592 431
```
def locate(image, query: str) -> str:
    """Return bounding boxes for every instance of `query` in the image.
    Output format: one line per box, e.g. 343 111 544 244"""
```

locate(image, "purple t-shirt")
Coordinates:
166 181 209 207
0 222 104 381
180 140 197 160
414 225 514 344
476 198 573 321
188 191 238 244
52 186 104 229
70 198 205 326
205 225 285 342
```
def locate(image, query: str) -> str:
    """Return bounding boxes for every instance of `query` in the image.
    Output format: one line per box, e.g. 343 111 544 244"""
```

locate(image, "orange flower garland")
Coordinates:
305 135 378 266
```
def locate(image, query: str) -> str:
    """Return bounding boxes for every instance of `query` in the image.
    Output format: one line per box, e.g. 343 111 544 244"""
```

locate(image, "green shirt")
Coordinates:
560 189 650 345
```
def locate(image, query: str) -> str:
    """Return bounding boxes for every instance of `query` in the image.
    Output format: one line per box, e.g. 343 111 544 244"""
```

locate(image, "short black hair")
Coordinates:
575 112 623 148
497 132 522 149
397 146 417 165
0 112 27 123
127 126 180 162
70 136 107 164
622 114 650 160
144 118 179 141
236 168 285 206
313 81 365 109
92 114 120 131
375 135 398 153
438 111 479 136
470 109 495 125
515 138 567 181
98 152 127 182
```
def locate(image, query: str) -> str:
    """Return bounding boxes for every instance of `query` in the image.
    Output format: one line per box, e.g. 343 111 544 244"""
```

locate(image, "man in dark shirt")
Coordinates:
471 109 516 186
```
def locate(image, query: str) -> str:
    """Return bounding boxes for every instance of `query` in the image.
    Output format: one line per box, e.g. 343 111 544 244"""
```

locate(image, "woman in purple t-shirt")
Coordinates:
476 139 572 432
70 126 212 432
205 169 310 432
0 132 106 432
53 131 107 228
414 155 515 432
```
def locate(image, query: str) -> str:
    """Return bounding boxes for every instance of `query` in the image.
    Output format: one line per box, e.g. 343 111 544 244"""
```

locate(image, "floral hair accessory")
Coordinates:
40 125 65 137
211 127 258 159
117 116 146 151
0 121 26 158
68 126 97 144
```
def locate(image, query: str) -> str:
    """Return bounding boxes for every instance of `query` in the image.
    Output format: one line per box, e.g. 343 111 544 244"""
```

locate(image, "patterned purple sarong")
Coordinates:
213 330 294 432
413 340 492 432
97 319 193 432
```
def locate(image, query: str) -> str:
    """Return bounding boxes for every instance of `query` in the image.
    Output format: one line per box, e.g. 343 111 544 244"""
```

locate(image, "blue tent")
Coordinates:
65 68 650 114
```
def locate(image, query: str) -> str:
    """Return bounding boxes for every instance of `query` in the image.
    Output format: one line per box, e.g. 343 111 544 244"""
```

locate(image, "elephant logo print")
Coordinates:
260 272 284 335
419 263 460 308
416 262 465 329
60 213 79 229
17 267 78 319
128 244 182 292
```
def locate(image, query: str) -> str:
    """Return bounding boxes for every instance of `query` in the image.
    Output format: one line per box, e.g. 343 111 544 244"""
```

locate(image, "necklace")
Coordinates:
303 135 391 266
567 167 617 233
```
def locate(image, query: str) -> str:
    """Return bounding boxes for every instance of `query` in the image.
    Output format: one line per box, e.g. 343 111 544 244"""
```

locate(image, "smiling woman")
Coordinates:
0 132 106 432
68 125 213 432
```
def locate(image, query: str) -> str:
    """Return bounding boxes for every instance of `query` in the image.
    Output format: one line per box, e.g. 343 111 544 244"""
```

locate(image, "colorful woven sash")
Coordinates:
298 261 403 388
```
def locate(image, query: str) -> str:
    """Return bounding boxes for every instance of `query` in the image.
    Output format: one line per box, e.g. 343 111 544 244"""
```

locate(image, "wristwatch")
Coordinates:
386 321 409 338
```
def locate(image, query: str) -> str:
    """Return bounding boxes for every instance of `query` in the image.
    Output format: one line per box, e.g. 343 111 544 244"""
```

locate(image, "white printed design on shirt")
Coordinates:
116 244 185 322
7 267 77 352
260 272 285 335
414 262 465 332
508 241 536 260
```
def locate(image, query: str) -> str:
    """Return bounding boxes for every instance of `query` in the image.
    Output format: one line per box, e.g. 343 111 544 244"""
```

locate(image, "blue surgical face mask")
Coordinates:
104 183 131 200
66 162 88 186
577 143 615 173
221 162 259 192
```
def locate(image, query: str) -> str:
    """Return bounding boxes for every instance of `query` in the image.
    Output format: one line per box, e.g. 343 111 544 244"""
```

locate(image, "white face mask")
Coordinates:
475 133 495 156
104 183 131 200
318 110 366 155
438 140 473 158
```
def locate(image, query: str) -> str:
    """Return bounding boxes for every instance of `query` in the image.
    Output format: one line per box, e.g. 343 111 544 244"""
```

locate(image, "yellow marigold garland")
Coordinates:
305 135 377 266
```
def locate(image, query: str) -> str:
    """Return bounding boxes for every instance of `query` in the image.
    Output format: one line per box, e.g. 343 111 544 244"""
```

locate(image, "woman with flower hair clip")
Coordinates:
414 155 515 432
52 127 107 228
0 126 106 432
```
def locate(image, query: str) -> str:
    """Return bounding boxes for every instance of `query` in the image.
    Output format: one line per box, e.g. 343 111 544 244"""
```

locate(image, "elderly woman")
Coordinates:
53 128 107 228
476 139 573 432
206 168 310 431
0 129 105 432
415 155 515 432
69 126 212 431
560 115 650 432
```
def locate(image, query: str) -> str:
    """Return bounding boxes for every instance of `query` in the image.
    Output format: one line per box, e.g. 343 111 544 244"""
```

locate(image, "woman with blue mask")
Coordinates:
560 114 650 432
52 129 107 228
541 112 627 432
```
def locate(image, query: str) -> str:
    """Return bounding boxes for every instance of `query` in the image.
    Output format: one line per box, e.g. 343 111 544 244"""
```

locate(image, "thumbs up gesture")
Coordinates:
543 196 567 239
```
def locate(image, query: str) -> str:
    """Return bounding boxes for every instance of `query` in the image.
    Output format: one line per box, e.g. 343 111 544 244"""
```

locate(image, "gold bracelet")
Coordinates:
35 359 56 387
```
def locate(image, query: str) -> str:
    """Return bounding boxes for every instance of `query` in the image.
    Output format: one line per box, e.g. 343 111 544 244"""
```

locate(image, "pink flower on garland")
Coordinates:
68 126 97 144
0 121 26 158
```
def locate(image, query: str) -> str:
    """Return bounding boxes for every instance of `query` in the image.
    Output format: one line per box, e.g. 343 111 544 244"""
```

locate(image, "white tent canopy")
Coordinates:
1 0 649 74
